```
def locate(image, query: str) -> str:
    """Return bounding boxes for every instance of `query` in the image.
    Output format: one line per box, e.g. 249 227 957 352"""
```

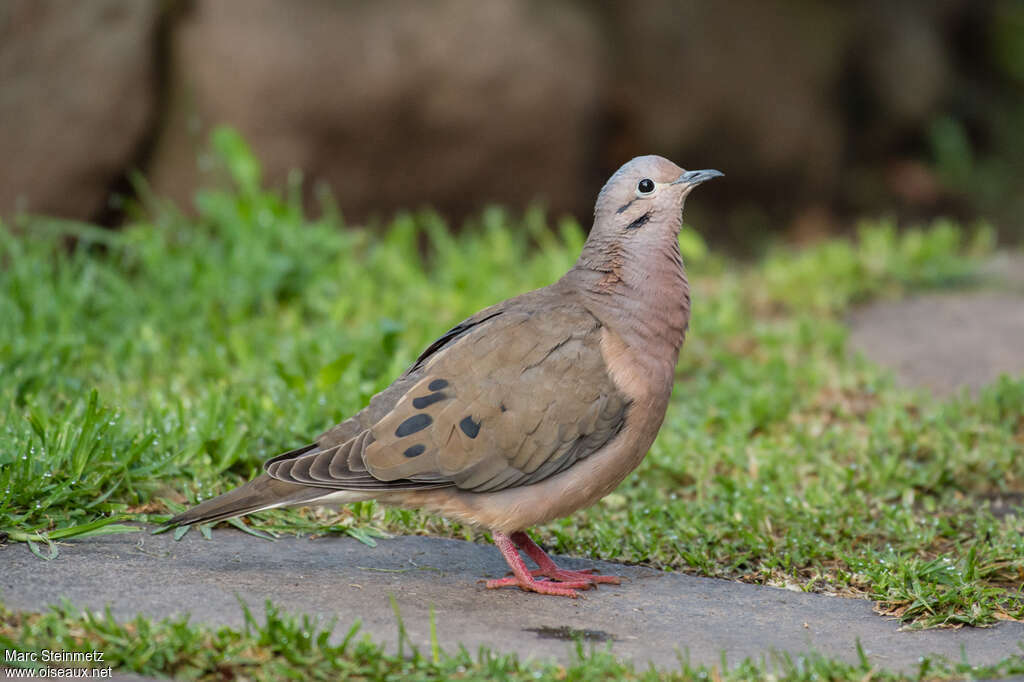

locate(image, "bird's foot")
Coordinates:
487 530 623 597
485 567 620 596
536 567 621 585
484 574 592 597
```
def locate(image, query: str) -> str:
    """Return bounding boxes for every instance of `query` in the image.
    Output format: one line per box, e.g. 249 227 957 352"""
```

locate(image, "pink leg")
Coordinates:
509 531 621 585
484 530 621 597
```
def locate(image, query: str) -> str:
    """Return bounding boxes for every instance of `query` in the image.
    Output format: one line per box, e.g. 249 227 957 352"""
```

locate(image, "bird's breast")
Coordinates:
599 325 677 407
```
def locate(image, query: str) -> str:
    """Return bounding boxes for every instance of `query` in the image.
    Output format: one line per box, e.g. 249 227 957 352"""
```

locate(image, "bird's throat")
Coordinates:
567 238 691 396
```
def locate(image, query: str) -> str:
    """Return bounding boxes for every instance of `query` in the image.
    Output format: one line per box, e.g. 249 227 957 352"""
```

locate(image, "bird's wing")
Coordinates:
313 303 507 450
265 296 631 494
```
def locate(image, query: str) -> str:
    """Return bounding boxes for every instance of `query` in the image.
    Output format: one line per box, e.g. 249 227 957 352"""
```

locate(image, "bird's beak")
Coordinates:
672 169 724 186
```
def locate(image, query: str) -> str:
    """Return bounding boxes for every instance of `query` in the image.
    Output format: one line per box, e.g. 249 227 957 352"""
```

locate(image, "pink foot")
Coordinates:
484 574 592 597
535 567 621 584
485 530 623 598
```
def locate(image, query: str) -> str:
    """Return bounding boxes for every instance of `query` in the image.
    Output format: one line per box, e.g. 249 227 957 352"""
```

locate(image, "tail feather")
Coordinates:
167 474 330 527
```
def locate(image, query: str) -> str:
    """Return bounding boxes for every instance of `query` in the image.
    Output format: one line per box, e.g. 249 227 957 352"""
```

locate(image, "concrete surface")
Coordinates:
3 529 1022 673
847 253 1024 397
848 291 1024 397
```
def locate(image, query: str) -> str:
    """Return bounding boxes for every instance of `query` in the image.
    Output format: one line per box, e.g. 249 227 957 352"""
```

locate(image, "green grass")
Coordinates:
1 127 1022 658
2 598 1022 681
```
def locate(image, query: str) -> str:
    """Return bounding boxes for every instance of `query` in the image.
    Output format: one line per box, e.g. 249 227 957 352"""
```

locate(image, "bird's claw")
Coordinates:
484 575 590 597
542 568 621 585
484 567 621 597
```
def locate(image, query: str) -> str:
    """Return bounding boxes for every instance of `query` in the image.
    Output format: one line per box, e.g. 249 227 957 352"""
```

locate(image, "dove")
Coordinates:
168 156 721 597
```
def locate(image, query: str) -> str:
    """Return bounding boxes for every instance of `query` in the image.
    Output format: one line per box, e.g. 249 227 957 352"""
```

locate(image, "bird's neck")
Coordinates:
564 234 691 393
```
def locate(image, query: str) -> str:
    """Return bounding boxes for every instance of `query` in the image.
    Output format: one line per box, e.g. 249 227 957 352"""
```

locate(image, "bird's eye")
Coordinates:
637 178 655 195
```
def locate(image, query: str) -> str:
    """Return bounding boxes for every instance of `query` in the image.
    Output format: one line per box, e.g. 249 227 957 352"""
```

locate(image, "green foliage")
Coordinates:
2 599 1022 681
991 0 1024 85
761 218 992 313
0 128 1021 650
928 26 1024 240
929 116 975 190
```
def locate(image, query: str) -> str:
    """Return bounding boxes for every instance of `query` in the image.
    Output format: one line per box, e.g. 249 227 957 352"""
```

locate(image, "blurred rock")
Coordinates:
788 204 840 246
603 0 850 199
859 5 950 129
885 159 942 206
0 0 159 220
0 0 1012 240
148 0 602 222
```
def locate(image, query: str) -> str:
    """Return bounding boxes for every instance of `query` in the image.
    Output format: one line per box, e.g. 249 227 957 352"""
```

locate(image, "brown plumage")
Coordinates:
169 156 721 597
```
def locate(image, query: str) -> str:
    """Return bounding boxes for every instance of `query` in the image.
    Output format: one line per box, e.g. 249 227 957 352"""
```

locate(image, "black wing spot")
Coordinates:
396 414 432 437
412 391 447 409
500 402 507 412
459 416 481 439
626 212 651 230
403 443 426 458
428 379 449 391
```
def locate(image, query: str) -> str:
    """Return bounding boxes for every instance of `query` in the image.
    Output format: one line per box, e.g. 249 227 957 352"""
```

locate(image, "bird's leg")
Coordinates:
509 530 621 585
484 531 622 596
485 531 594 597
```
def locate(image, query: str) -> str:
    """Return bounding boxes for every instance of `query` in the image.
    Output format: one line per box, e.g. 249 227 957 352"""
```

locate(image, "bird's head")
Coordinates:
592 155 722 237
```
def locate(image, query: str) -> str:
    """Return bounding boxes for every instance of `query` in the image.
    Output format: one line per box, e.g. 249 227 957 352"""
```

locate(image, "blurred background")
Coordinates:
1 0 1022 250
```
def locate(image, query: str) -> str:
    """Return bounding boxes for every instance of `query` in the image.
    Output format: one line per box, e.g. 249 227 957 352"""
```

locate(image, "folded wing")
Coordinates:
265 298 630 495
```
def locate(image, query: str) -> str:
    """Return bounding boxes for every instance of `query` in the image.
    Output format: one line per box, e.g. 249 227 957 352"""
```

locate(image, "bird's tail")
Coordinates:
166 474 339 527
